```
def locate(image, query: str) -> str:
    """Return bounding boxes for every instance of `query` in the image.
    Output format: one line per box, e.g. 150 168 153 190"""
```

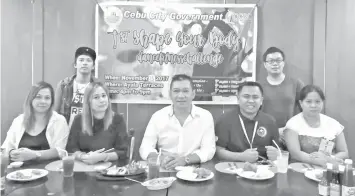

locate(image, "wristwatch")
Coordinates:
184 156 190 165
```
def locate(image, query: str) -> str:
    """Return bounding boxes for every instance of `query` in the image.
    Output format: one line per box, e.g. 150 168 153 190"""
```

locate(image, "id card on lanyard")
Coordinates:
239 115 258 149
318 138 335 156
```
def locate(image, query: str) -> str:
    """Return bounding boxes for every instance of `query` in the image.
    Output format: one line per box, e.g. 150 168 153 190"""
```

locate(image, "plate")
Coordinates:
6 169 49 182
143 177 176 190
288 162 323 173
101 163 146 177
304 169 324 182
176 169 214 182
234 168 275 180
215 162 244 174
175 166 196 172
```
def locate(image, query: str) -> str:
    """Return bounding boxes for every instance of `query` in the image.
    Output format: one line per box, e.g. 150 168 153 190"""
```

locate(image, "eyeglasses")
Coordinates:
265 59 283 64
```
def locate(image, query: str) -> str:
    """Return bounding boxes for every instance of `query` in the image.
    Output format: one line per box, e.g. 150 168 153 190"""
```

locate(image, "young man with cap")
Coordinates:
54 46 97 127
215 81 280 162
258 47 304 143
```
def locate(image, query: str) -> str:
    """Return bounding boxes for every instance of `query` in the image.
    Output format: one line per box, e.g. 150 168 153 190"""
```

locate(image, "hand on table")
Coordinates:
265 146 279 161
163 156 186 170
81 151 106 165
241 148 258 163
10 148 36 162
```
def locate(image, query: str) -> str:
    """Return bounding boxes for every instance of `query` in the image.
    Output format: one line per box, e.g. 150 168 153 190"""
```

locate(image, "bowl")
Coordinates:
10 161 24 168
143 177 176 190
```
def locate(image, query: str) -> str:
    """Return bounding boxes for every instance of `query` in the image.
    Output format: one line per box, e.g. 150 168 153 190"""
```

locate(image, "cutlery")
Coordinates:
102 148 114 153
125 177 144 185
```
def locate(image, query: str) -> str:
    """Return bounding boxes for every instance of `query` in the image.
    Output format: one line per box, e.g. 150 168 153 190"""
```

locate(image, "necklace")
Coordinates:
75 81 90 93
303 114 320 128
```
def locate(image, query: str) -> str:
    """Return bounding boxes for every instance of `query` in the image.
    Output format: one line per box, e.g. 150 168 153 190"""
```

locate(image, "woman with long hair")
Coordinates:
66 82 128 164
284 84 349 166
2 81 69 161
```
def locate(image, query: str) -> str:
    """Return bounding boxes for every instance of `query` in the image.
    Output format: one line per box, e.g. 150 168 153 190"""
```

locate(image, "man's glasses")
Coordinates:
265 59 283 64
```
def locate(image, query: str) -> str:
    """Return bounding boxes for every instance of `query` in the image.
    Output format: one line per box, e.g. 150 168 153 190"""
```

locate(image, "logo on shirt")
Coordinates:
257 127 267 137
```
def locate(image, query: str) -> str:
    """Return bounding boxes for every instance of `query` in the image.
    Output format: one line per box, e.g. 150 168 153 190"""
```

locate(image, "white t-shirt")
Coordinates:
68 81 89 128
285 113 344 153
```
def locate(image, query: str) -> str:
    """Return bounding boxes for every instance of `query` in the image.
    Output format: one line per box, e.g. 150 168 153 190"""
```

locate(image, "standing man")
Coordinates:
258 47 304 143
54 47 97 127
139 74 216 169
215 82 279 162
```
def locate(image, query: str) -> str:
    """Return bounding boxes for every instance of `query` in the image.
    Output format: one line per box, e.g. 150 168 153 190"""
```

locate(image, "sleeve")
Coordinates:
65 115 81 153
113 114 129 160
294 79 305 115
192 112 216 163
139 114 159 160
1 117 20 151
328 116 344 137
285 116 301 134
53 80 63 113
215 114 230 148
50 115 70 150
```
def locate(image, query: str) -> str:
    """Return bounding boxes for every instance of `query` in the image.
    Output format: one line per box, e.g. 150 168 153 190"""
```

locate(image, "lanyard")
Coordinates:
239 115 258 149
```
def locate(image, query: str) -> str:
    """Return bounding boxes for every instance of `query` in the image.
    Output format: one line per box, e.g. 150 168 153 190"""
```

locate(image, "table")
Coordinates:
2 159 319 196
2 160 168 196
167 160 318 196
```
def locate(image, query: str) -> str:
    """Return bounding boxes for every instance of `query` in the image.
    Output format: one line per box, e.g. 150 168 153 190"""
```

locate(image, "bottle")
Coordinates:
342 159 355 196
330 164 341 196
319 169 330 196
328 163 334 185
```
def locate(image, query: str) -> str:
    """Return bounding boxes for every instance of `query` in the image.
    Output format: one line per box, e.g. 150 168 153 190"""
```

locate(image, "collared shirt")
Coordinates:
215 106 280 159
139 105 216 163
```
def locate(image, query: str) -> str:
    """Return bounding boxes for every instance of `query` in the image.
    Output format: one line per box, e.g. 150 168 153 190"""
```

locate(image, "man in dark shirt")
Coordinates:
215 81 280 162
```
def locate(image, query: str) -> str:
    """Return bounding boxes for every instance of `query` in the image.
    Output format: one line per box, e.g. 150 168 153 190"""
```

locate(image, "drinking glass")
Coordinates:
62 154 75 177
276 151 289 173
147 156 160 179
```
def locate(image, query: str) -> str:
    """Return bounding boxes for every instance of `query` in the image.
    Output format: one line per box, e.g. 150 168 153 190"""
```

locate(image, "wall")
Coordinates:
1 0 317 156
1 0 34 142
325 0 355 159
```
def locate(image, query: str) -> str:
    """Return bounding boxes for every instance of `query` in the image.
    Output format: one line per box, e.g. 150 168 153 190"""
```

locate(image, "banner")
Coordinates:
95 2 258 104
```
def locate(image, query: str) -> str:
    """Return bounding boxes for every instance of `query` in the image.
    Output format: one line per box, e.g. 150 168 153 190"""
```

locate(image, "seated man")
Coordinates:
215 81 280 162
139 74 216 170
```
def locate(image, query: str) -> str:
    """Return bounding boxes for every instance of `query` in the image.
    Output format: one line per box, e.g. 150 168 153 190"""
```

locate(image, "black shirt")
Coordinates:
18 127 50 150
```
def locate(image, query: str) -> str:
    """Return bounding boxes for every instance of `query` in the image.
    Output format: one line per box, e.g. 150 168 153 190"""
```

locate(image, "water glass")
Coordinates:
276 151 289 173
62 154 75 177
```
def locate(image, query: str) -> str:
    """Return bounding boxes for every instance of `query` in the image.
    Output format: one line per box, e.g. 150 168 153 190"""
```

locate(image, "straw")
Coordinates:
272 140 282 157
156 148 162 165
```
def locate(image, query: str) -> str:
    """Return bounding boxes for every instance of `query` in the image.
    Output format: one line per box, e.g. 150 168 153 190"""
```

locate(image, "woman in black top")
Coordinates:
2 81 69 162
66 82 128 164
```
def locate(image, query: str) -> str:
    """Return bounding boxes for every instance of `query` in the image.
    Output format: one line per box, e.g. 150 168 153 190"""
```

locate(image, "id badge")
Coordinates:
318 138 335 155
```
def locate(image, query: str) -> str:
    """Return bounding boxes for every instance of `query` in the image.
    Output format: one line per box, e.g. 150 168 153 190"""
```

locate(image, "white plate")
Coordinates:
304 169 324 182
215 162 245 174
175 166 195 172
6 169 49 182
143 177 176 190
176 170 214 182
235 168 275 180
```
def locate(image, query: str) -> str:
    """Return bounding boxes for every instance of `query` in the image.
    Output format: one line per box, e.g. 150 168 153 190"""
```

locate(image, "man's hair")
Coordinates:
237 81 264 95
262 47 285 62
170 74 194 90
